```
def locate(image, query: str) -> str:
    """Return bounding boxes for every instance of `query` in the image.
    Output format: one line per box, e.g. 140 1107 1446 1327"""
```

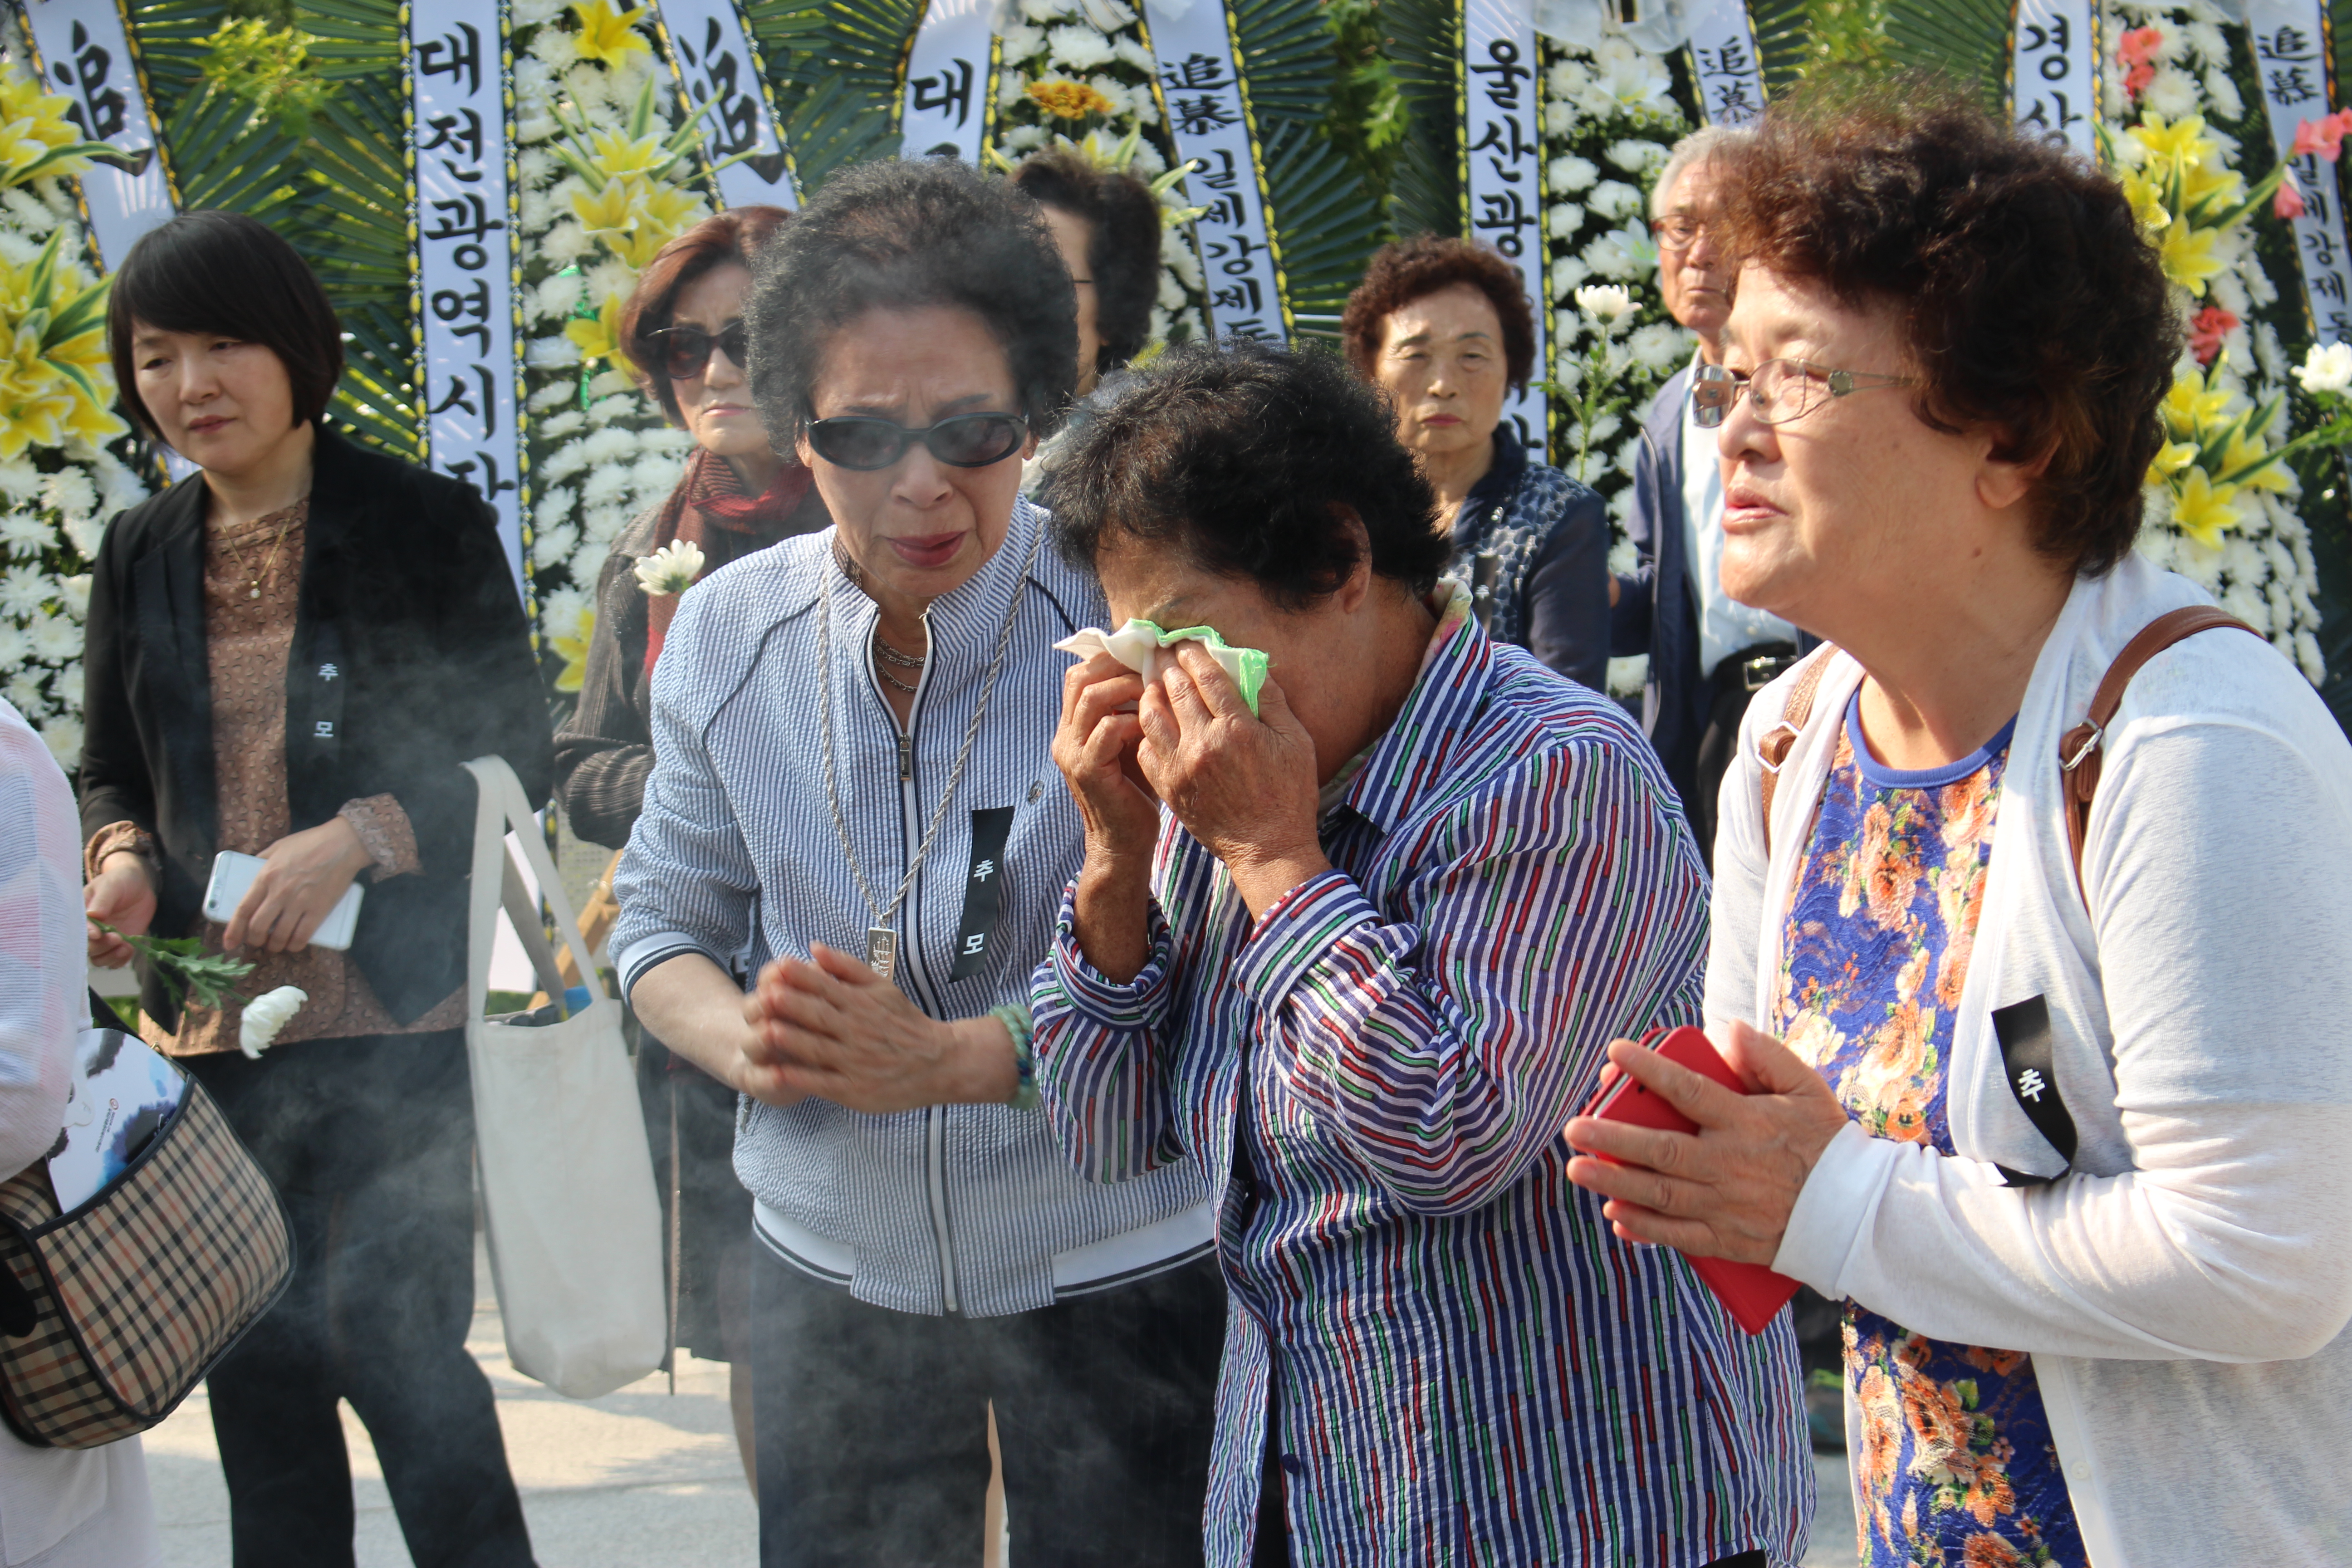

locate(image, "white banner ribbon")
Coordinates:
408 0 526 592
899 0 993 162
2246 2 2352 346
1141 0 1290 341
652 0 798 209
16 0 174 267
1683 0 1764 126
1461 0 1548 456
2012 0 2100 156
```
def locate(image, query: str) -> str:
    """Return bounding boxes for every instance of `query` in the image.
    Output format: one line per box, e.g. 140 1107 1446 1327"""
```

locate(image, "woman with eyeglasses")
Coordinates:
1564 86 2352 1568
609 158 1221 1567
552 205 824 1483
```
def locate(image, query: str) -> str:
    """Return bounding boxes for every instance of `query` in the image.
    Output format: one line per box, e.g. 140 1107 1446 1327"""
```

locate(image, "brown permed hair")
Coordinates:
1339 235 1536 392
1010 147 1162 377
1714 76 2180 576
620 206 791 424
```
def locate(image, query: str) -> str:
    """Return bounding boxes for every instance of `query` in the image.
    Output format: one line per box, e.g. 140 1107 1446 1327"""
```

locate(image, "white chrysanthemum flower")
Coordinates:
1574 283 1635 324
1546 61 1590 101
1586 412 1622 447
535 486 580 529
58 574 90 620
0 621 27 671
0 512 49 556
1588 179 1643 219
541 585 591 636
1546 203 1584 238
1002 123 1049 153
1129 139 1166 177
0 460 40 502
538 409 588 444
1581 221 1657 281
1549 254 1592 299
2296 342 2352 394
1113 37 1156 75
1084 74 1131 118
240 987 308 1059
1157 270 1186 311
1019 0 1068 20
634 540 706 596
1001 23 1047 62
41 469 93 522
528 379 578 413
535 521 580 568
582 466 632 507
1604 140 1667 176
3 671 42 713
1628 321 1691 372
28 611 76 662
2200 69 2241 122
2182 22 2225 64
2141 69 2199 121
1074 0 1135 30
38 712 80 766
584 506 634 550
525 334 583 371
1047 24 1115 71
0 564 49 618
1548 154 1597 193
541 220 591 266
528 26 579 69
1544 102 1579 137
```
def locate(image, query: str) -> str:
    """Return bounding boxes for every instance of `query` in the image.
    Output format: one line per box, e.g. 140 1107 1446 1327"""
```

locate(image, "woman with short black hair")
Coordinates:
79 209 547 1566
612 157 1220 1567
1041 339 1810 1566
1340 235 1612 689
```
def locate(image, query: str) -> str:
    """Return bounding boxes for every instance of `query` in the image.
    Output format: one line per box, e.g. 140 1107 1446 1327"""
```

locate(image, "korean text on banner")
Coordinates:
17 0 174 266
408 0 528 593
900 0 994 163
1141 0 1292 342
1685 0 1765 126
652 0 798 208
2247 3 2352 347
1460 0 1548 456
2013 0 2100 156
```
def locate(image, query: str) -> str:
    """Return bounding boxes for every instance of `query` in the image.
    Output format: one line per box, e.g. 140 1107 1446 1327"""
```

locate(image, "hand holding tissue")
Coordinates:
1054 620 1270 715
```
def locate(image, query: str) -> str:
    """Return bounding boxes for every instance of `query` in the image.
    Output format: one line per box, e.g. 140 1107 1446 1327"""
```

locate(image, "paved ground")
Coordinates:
140 1240 1856 1568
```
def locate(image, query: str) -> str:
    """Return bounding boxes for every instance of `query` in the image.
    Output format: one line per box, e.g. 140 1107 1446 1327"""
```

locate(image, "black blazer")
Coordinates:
78 426 555 1033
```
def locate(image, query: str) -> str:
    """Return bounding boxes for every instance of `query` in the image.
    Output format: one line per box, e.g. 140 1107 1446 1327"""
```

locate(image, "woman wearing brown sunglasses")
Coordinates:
551 205 828 1481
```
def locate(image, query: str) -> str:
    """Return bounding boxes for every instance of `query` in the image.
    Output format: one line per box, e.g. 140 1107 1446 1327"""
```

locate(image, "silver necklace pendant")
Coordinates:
865 926 898 981
248 583 260 599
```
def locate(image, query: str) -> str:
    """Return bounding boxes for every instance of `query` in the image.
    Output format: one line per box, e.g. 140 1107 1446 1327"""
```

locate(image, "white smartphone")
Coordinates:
201 850 364 951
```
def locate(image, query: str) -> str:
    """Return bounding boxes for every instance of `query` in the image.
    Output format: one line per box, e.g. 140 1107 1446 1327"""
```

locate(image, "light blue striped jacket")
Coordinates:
612 498 1213 1317
1033 594 1813 1565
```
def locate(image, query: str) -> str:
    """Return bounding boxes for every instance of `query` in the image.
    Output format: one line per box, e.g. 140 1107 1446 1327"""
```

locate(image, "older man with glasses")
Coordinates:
1610 126 1816 864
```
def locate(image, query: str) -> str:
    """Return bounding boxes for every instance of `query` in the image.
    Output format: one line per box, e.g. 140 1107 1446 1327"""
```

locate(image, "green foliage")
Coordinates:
1321 0 1407 200
1377 0 1457 241
199 16 329 135
1879 0 2008 110
748 0 923 192
92 922 255 1009
1798 0 1888 72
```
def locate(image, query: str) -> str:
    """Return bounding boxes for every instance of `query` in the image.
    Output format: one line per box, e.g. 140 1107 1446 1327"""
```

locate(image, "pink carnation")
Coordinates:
2188 305 2240 368
2277 177 2308 220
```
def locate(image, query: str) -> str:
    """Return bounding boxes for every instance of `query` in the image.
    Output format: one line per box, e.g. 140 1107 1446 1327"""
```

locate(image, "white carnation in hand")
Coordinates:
633 539 706 596
240 987 309 1060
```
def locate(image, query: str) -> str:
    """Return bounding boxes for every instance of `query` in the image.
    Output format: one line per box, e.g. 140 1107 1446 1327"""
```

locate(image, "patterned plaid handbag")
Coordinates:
0 1033 292 1449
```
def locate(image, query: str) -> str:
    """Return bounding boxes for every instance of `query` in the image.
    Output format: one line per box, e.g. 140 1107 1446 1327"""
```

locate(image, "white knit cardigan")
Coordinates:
1706 553 2352 1567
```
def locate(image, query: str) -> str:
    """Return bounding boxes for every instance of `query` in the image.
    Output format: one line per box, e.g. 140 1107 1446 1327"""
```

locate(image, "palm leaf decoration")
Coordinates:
1879 0 2009 108
1380 0 1458 242
1230 0 1384 333
749 0 923 192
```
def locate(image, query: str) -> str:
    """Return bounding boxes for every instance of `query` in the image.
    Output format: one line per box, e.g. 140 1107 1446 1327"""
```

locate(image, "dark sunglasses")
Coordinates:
804 412 1029 471
647 320 749 381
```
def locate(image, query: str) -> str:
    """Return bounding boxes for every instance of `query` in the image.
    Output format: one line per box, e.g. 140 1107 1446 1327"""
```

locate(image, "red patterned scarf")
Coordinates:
642 446 813 676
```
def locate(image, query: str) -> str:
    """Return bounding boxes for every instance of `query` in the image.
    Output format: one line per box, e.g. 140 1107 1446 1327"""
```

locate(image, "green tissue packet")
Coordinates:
1053 619 1272 715
1141 622 1269 715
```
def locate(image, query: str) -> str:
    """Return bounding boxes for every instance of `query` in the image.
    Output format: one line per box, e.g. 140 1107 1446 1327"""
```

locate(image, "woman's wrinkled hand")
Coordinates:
1562 1019 1850 1266
223 816 375 954
1052 652 1160 867
1136 643 1328 917
742 943 1014 1114
86 853 157 967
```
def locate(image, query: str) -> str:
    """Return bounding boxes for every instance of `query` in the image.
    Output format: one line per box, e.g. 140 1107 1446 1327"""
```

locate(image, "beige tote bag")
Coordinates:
462 756 664 1399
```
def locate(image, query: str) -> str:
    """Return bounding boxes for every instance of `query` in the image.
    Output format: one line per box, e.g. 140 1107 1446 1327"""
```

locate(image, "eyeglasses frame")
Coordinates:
802 411 1033 472
647 319 750 382
1690 358 1917 430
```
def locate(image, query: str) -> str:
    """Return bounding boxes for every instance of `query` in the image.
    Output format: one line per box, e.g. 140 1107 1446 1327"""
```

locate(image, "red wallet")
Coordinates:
1577 1025 1801 1336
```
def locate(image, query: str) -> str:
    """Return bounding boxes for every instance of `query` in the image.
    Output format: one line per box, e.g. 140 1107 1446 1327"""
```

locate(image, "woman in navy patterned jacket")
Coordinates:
1036 340 1810 1567
1342 235 1614 691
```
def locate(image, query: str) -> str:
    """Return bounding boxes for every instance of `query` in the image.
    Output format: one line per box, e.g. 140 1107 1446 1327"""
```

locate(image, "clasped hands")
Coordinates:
1562 1020 1850 1267
1054 641 1328 925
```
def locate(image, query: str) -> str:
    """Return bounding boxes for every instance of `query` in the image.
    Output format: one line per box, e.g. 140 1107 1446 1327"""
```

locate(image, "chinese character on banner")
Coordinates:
1460 0 1547 457
1683 0 1766 127
2246 1 2352 347
409 0 526 591
652 0 799 207
1140 0 1292 342
15 0 176 267
2012 0 2100 156
900 0 993 163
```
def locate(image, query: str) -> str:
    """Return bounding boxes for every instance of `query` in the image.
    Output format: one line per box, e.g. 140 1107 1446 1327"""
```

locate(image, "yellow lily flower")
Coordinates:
2158 222 2225 295
549 603 598 694
585 127 670 181
2119 169 2171 233
0 75 96 187
2169 466 2241 550
2160 365 2236 440
569 173 645 236
2127 113 2209 171
564 292 635 377
568 0 651 69
2220 429 2293 493
2146 440 2199 483
2180 155 2244 213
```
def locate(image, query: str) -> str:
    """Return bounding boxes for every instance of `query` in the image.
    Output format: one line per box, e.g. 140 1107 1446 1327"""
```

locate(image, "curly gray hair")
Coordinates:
1650 125 1748 217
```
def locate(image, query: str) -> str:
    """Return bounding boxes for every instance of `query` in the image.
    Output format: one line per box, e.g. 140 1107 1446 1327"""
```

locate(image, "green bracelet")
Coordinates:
990 1003 1039 1112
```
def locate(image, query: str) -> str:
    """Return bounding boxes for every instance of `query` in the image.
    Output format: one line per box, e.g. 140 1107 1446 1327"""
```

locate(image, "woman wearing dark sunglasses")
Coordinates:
552 204 827 1483
610 158 1221 1567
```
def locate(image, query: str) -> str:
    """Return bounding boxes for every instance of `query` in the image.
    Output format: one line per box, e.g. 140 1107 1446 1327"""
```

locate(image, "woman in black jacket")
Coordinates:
78 211 548 1568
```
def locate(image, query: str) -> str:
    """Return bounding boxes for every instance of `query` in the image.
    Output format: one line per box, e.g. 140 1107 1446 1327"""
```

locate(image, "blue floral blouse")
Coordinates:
1776 693 2085 1568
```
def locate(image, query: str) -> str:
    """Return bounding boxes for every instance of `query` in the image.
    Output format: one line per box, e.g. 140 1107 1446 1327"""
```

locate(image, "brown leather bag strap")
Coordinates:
1757 646 1837 859
2060 606 2260 894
